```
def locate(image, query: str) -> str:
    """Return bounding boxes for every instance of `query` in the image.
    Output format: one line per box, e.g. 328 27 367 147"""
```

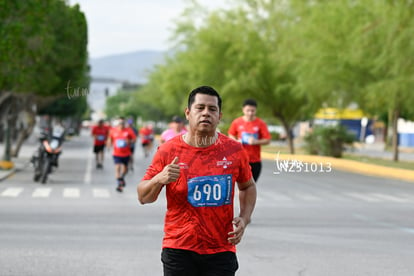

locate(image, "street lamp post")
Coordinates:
360 117 368 143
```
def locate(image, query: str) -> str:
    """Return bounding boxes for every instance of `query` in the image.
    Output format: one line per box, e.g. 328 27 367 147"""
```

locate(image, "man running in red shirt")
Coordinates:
91 119 109 169
138 86 257 275
139 123 154 158
107 117 136 192
228 99 271 182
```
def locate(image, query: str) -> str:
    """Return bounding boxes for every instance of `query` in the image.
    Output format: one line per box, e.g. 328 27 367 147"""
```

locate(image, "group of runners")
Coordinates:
91 117 154 192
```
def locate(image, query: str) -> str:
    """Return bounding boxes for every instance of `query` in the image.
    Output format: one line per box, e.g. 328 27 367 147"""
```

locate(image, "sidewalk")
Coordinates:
0 137 37 182
348 142 414 162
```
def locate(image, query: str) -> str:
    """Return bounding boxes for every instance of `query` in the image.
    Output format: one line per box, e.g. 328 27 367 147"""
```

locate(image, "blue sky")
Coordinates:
70 0 226 58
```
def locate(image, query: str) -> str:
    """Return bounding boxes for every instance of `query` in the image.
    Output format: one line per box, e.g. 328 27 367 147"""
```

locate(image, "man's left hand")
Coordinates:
227 217 246 245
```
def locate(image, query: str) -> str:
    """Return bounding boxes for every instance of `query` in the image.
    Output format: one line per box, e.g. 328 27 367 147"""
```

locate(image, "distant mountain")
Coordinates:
89 50 165 84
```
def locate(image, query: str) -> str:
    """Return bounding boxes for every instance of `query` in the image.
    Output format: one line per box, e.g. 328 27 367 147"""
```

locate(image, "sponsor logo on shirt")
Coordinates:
216 157 232 169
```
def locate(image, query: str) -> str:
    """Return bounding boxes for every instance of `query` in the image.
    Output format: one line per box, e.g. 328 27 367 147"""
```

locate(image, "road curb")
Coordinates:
262 152 414 183
0 168 17 182
0 160 14 170
0 161 31 182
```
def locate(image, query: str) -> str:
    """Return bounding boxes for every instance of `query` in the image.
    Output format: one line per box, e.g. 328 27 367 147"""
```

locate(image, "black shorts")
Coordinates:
250 162 262 182
161 248 238 276
112 156 130 166
93 145 105 153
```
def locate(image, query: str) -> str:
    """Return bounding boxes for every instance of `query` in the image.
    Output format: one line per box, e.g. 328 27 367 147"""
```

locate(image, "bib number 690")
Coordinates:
187 174 232 207
193 183 221 201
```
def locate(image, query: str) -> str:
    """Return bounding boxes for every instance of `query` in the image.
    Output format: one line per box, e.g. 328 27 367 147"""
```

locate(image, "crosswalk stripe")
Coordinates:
346 193 382 202
63 188 80 198
396 194 414 202
294 193 321 201
92 188 110 198
370 193 408 203
1 187 23 197
32 188 52 198
265 192 292 201
1 187 412 203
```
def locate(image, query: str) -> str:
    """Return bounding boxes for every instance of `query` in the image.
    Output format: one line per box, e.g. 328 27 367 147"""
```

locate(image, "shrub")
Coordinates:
304 125 354 158
270 132 280 141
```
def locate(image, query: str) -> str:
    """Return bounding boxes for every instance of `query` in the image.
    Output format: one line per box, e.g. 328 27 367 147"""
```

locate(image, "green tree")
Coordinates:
216 1 310 153
353 1 414 161
105 91 135 119
292 0 414 161
0 0 89 160
139 0 311 153
291 0 369 108
130 0 414 160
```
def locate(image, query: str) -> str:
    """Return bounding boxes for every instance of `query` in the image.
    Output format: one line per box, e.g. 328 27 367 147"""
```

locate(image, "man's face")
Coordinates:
172 121 181 131
185 93 222 134
116 119 125 129
242 105 256 121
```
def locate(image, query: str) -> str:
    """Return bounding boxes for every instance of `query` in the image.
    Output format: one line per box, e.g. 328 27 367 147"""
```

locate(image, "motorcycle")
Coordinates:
31 128 64 184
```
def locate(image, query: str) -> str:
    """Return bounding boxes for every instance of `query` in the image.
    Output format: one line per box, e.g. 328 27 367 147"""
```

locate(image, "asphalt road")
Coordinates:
1 131 414 276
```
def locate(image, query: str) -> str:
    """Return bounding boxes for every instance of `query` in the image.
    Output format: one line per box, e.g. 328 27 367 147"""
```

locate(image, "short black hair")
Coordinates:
171 115 183 123
188 86 222 111
243 99 257 107
117 116 125 125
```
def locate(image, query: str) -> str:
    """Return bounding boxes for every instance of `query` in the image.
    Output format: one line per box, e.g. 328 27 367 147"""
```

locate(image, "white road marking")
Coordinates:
63 188 80 198
294 193 321 201
92 188 110 198
83 151 93 185
346 192 382 202
266 191 293 201
371 193 408 203
1 187 24 197
396 194 414 202
32 188 52 198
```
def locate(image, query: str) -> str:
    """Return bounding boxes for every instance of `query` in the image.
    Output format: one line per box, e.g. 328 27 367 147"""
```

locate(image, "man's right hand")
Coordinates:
157 157 180 185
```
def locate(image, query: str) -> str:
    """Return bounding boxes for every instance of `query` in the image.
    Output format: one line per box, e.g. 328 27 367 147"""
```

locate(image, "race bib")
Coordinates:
97 135 106 141
187 174 232 207
115 139 127 148
241 132 258 144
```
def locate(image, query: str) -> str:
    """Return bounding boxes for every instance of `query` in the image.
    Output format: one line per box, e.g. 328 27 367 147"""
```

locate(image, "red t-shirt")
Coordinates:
109 127 136 157
228 117 271 163
142 133 252 254
91 125 109 146
139 127 154 144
